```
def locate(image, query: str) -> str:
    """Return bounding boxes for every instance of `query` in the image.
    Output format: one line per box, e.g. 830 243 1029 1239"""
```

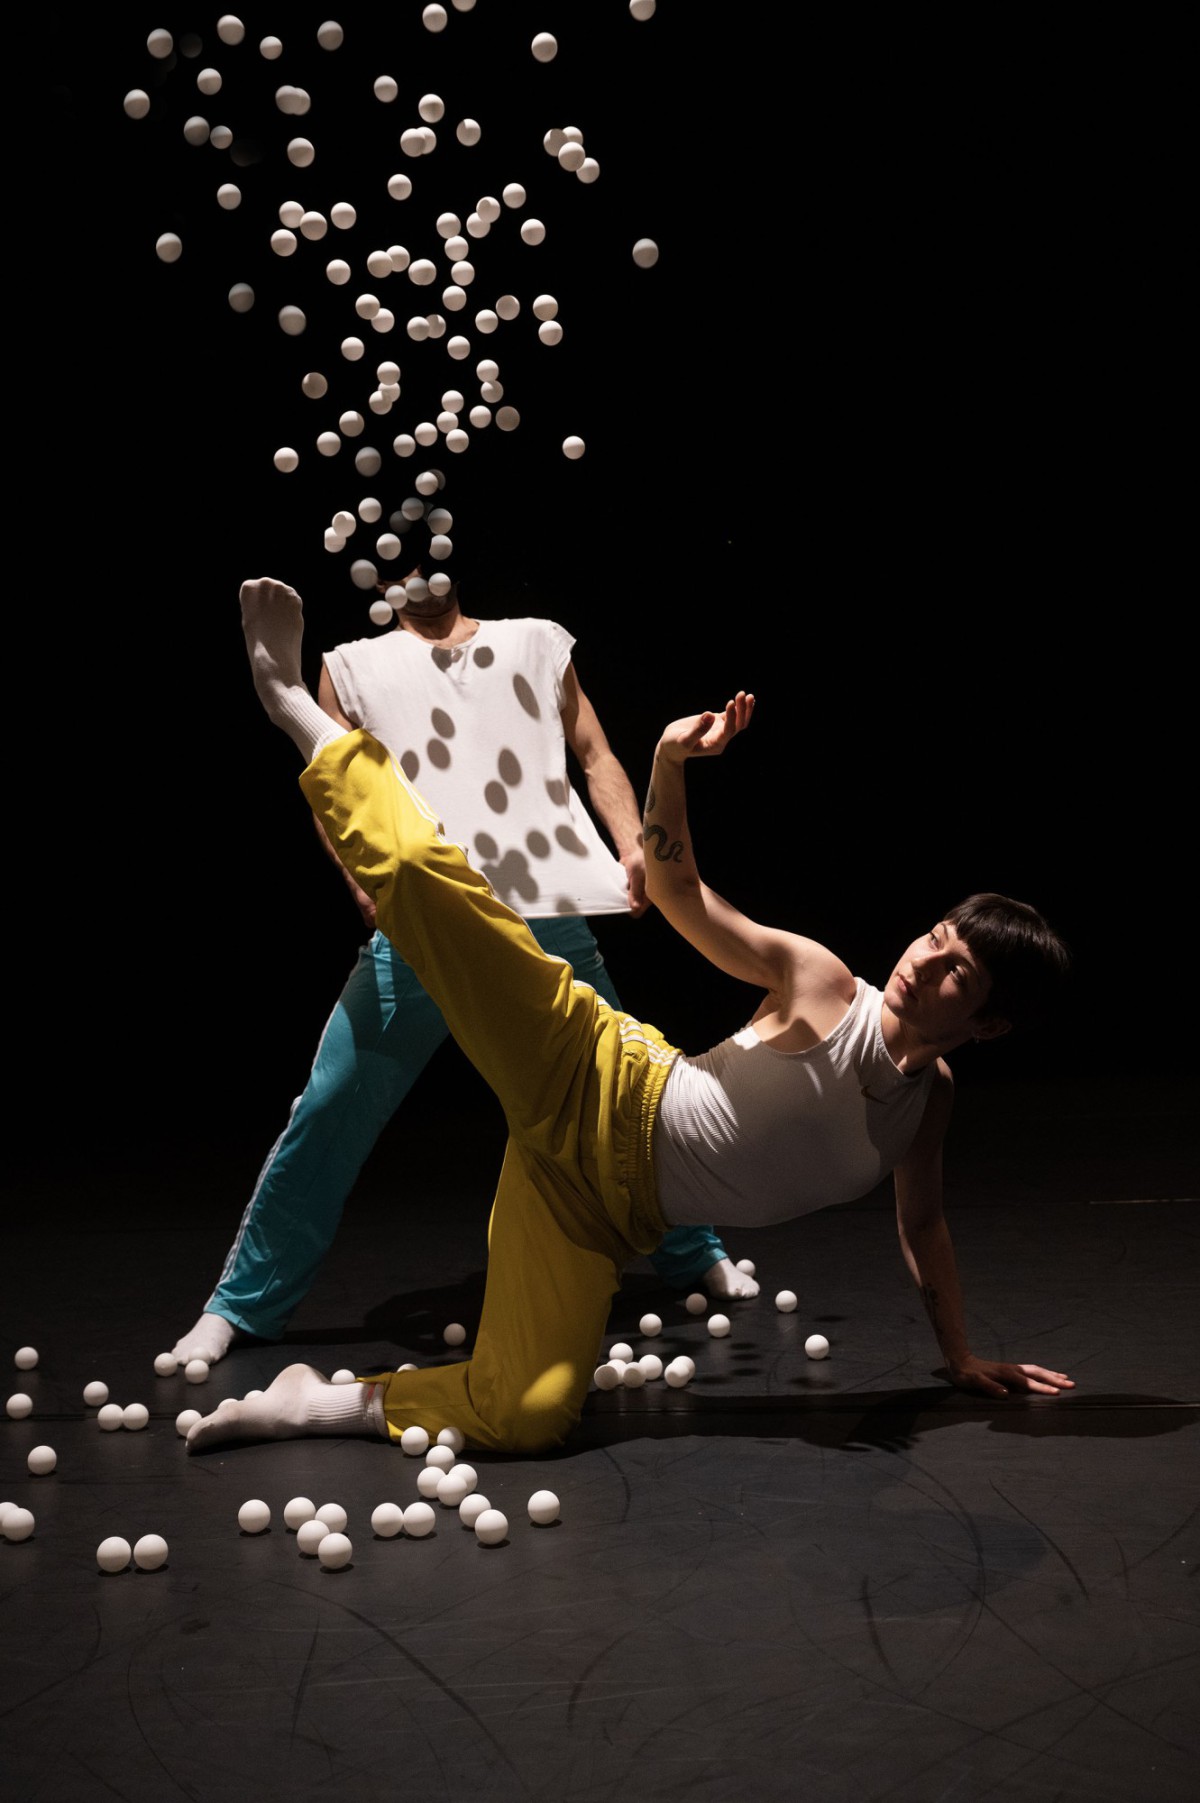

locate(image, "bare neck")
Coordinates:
396 602 479 647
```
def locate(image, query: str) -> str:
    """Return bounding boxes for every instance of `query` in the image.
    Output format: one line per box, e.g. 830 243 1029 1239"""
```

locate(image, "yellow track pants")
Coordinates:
299 730 677 1453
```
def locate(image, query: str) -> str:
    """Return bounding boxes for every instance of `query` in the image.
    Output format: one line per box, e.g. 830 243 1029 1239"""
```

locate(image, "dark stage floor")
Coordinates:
3 1073 1197 1803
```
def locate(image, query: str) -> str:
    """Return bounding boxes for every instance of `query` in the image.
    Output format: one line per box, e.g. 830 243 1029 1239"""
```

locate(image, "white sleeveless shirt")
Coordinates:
324 618 631 917
653 980 935 1228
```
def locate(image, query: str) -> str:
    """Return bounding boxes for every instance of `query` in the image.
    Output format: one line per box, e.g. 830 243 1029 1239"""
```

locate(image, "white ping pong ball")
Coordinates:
593 1363 621 1391
6 1393 32 1418
474 1508 508 1546
210 124 233 148
663 1360 691 1388
475 310 498 334
352 557 379 586
520 219 546 246
122 1403 150 1431
260 36 283 59
405 576 430 602
736 1259 756 1277
375 75 398 102
622 1363 646 1389
3 1507 34 1541
184 1358 210 1383
124 91 151 120
134 1534 169 1571
577 158 600 184
217 16 245 46
423 4 448 30
609 1343 633 1363
389 246 410 273
183 117 209 145
630 0 657 17
11 1348 37 1372
297 1519 329 1555
317 20 344 49
355 446 382 474
355 499 379 523
376 533 402 560
98 1403 124 1430
531 32 557 62
175 1408 201 1436
274 447 299 472
532 294 558 321
156 233 183 263
459 1493 490 1528
369 599 393 625
496 406 520 430
284 1497 316 1528
288 138 315 167
147 28 173 58
409 259 437 286
425 1444 455 1471
540 322 563 346
83 1382 109 1406
495 294 519 321
372 1502 404 1537
438 1427 465 1453
403 1501 435 1537
317 432 341 457
238 1499 270 1533
331 201 357 229
558 142 585 172
300 211 327 239
775 1291 798 1313
805 1335 831 1360
502 184 526 209
528 1490 560 1525
437 1471 473 1508
279 306 306 336
387 173 412 200
468 405 491 428
228 282 255 311
197 68 222 96
330 1368 357 1384
417 1466 443 1499
633 238 660 268
445 432 468 454
97 1536 132 1572
422 95 446 124
367 248 392 276
639 1314 662 1337
28 1445 57 1475
457 118 481 146
415 470 439 494
708 1314 731 1338
318 1532 352 1569
270 229 297 257
341 336 365 360
315 1503 347 1531
684 1293 707 1316
401 1425 430 1455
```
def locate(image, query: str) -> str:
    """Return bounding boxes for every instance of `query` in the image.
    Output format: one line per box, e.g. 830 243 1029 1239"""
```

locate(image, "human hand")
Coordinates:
948 1355 1075 1398
621 846 649 917
656 692 755 766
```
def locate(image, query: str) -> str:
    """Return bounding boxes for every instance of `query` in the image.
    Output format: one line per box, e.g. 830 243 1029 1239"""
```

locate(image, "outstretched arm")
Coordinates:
560 662 648 916
642 694 804 992
895 1070 1075 1397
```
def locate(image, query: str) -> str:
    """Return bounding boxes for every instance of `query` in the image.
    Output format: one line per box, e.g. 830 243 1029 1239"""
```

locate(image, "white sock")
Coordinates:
240 577 345 764
306 1379 382 1436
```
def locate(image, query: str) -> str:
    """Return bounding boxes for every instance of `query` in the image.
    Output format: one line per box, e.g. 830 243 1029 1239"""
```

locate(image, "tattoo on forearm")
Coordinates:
646 782 657 814
642 823 683 863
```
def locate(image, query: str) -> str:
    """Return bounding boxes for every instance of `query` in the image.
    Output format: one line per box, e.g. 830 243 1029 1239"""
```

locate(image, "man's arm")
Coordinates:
560 662 649 916
314 662 376 929
895 1067 1074 1397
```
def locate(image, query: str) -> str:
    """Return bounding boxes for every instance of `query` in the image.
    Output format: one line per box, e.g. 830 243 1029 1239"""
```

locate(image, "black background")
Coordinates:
21 6 1191 1178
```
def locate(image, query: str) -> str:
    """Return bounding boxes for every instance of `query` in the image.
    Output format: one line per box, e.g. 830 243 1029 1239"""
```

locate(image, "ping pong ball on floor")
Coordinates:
622 1363 646 1389
403 1501 435 1537
453 1465 478 1491
154 1354 178 1377
5 1506 35 1541
805 1335 830 1360
475 1508 508 1545
0 1504 15 1528
238 1500 270 1534
185 1359 209 1383
331 1369 356 1384
417 1467 443 1499
639 1314 663 1337
708 1315 731 1338
6 1394 32 1418
593 1364 620 1390
775 1291 798 1313
175 1410 201 1437
371 1503 404 1537
28 1446 56 1475
437 1472 473 1508
134 1534 168 1571
459 1493 490 1528
98 1404 123 1430
14 1348 38 1370
425 1445 455 1471
84 1382 109 1406
316 1503 347 1532
437 1427 465 1453
97 1536 131 1572
638 1355 663 1382
297 1519 329 1555
400 1425 429 1456
528 1491 560 1525
663 1360 690 1388
122 1404 149 1431
684 1293 707 1316
318 1532 353 1570
443 1324 467 1347
633 238 660 268
284 1497 316 1529
735 1259 756 1277
609 1343 633 1363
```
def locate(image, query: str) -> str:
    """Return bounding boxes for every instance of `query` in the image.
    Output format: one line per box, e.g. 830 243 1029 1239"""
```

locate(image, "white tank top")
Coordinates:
653 980 935 1228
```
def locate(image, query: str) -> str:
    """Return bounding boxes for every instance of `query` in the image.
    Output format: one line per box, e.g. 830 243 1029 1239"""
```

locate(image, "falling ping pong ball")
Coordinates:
122 1404 149 1431
83 1382 108 1406
400 1425 430 1455
805 1335 831 1360
707 1314 731 1338
197 68 222 96
423 5 448 30
175 1409 201 1436
531 32 557 62
369 599 393 625
183 116 209 145
28 1445 57 1475
238 1500 271 1534
403 1501 435 1537
317 20 344 49
147 28 173 58
134 1534 168 1571
274 447 299 472
684 1293 707 1316
13 1348 38 1372
457 118 481 145
630 0 657 16
520 219 546 246
528 1490 560 1525
97 1536 131 1572
632 238 660 268
372 1502 404 1537
98 1403 124 1430
475 1508 508 1545
218 16 245 45
775 1291 798 1313
562 436 586 461
297 1519 329 1555
124 91 150 120
639 1314 662 1337
735 1259 756 1277
156 234 183 263
288 139 315 167
185 1359 209 1383
6 1394 32 1418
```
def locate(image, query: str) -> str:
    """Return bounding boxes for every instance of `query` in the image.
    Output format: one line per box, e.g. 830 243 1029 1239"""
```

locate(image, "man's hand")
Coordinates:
620 845 649 917
657 692 755 766
948 1355 1075 1398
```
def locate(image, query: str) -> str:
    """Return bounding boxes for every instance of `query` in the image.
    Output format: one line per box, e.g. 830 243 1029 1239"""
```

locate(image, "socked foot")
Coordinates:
170 1312 242 1367
186 1363 384 1452
703 1257 760 1300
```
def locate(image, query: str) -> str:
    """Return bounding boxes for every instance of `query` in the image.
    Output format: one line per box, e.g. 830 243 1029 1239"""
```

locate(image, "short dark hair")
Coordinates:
944 893 1071 1029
